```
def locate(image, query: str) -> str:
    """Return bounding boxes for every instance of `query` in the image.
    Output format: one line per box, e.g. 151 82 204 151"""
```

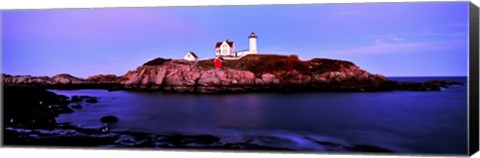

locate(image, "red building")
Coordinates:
214 57 223 68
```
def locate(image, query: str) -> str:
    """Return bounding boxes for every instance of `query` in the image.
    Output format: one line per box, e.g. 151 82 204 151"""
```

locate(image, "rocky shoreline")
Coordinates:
3 86 394 153
3 85 99 128
4 124 394 153
2 55 464 93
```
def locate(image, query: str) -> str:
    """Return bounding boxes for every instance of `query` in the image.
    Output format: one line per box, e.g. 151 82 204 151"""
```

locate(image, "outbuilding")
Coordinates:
214 57 223 68
184 51 198 61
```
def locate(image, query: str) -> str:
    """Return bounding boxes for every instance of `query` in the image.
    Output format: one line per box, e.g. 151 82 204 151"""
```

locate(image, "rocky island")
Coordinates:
2 54 463 93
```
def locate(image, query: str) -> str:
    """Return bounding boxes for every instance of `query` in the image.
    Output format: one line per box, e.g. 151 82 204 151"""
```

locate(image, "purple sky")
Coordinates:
2 2 469 78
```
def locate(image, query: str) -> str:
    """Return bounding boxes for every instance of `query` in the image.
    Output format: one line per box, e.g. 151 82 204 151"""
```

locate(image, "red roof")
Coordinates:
215 40 234 48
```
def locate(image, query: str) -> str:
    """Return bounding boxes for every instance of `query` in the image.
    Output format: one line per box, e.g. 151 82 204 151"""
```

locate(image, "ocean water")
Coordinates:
49 77 468 154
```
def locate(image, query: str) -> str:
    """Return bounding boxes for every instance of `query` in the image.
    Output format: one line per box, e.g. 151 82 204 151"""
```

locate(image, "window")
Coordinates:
222 50 226 55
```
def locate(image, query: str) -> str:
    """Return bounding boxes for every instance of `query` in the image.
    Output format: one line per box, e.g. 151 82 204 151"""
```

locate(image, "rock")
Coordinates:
197 69 221 86
86 97 98 103
123 60 257 91
163 62 202 86
143 57 172 66
58 95 69 100
119 56 462 92
261 73 276 84
101 116 119 123
394 80 463 91
164 135 220 146
2 55 463 93
346 144 394 153
79 95 92 99
87 74 123 83
51 74 86 84
197 68 255 86
273 79 280 84
99 125 111 132
53 106 75 113
3 86 67 128
71 96 82 102
2 74 54 84
255 78 264 84
71 104 82 109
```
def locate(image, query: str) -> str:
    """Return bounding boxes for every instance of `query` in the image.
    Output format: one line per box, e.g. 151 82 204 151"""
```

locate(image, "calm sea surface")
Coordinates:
49 77 468 154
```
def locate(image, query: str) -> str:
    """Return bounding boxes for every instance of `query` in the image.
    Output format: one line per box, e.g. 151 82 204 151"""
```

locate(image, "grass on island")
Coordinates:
144 54 357 77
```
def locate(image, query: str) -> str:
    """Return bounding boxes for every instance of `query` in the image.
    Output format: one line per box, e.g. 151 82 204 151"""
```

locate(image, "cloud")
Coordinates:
415 32 467 38
368 30 467 44
391 37 404 42
326 40 466 55
373 39 383 43
367 34 405 43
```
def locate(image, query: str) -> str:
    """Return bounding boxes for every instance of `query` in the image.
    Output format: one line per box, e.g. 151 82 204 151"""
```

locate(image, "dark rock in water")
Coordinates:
53 106 74 114
58 95 69 103
164 135 220 146
3 86 68 128
346 144 394 153
305 136 394 153
99 125 111 133
70 95 99 103
71 95 82 102
71 104 82 109
101 116 119 123
217 143 293 151
86 97 98 103
3 122 394 152
3 126 118 147
59 95 68 99
394 80 463 91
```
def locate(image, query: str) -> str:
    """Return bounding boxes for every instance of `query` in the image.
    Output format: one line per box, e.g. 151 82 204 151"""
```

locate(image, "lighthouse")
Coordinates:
248 32 258 54
215 32 259 60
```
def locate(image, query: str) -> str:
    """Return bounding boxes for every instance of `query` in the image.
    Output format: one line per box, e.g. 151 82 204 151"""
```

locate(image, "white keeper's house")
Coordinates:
215 32 258 60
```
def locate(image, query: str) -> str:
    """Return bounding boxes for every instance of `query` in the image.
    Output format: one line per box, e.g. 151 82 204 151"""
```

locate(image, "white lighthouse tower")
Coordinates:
248 32 258 54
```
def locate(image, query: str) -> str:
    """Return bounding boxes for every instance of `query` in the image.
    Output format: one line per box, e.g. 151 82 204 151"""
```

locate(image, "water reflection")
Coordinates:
213 94 263 129
50 87 467 154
